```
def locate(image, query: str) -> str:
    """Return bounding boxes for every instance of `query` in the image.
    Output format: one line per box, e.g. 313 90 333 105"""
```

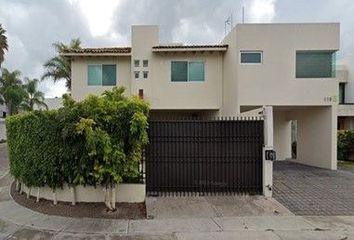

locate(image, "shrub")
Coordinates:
337 130 354 161
6 87 149 190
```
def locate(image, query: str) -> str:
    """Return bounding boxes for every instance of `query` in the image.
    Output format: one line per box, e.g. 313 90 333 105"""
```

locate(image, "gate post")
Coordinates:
263 106 274 197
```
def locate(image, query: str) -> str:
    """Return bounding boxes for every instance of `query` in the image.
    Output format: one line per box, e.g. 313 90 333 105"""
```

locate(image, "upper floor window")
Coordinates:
88 64 116 86
296 51 336 78
240 51 263 64
171 61 205 82
134 60 140 67
143 60 149 67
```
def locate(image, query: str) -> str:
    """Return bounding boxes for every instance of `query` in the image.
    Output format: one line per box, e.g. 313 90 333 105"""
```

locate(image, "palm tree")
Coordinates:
0 68 27 115
21 78 48 111
41 38 81 91
0 24 8 68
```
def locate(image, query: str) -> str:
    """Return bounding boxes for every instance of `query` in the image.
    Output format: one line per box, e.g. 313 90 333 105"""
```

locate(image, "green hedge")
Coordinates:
338 130 354 161
6 87 149 189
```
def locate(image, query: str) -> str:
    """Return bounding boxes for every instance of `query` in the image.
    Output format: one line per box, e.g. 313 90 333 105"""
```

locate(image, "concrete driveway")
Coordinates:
274 160 354 215
146 195 292 219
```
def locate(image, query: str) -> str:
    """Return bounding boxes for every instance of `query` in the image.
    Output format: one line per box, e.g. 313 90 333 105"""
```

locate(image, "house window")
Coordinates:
296 51 336 78
134 71 140 79
134 60 140 67
143 71 148 79
88 64 116 86
240 51 262 64
339 83 345 104
143 60 148 67
171 61 205 82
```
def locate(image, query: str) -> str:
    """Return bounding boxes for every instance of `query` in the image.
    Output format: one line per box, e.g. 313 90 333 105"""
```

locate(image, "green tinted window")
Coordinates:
171 61 188 82
189 62 204 81
296 52 335 78
88 65 102 86
240 52 262 63
102 65 116 86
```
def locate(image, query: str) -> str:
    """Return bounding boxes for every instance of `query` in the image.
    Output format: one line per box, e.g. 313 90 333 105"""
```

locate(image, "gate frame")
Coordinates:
262 106 274 197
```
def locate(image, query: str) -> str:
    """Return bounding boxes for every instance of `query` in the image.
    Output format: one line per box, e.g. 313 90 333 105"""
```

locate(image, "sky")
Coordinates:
0 0 353 97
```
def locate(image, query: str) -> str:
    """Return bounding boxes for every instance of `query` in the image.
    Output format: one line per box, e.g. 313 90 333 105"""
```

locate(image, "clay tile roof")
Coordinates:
152 44 228 49
61 47 131 55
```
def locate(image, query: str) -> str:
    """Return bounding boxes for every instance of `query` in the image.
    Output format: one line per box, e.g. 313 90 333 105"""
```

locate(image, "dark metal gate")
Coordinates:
145 117 264 196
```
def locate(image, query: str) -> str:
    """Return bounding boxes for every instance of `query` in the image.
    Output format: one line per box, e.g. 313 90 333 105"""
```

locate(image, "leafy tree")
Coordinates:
41 38 81 91
0 68 27 115
0 24 8 68
21 78 48 111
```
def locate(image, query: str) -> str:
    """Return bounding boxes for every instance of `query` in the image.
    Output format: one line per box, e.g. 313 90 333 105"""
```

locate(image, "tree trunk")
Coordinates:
104 186 113 211
70 186 76 205
53 190 57 205
111 184 116 210
36 188 40 202
26 187 31 199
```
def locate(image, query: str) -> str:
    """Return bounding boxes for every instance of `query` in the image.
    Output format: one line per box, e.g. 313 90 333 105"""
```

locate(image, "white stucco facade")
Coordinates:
64 23 340 170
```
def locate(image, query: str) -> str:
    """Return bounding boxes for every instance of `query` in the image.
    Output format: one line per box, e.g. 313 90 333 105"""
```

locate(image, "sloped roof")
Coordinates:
61 47 131 56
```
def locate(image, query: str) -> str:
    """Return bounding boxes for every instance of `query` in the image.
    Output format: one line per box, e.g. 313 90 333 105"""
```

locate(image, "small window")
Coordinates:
339 83 345 104
143 60 148 67
171 61 205 82
134 71 140 79
134 60 140 67
240 51 263 64
143 71 148 79
296 51 336 78
88 64 117 86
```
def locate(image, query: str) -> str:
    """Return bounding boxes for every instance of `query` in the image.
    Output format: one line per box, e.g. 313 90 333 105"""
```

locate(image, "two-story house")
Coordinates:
337 56 354 130
62 23 339 170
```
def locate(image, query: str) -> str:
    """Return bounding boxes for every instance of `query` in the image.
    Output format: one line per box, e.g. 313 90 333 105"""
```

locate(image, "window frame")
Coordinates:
171 60 205 82
134 71 140 79
239 50 263 65
87 64 117 86
134 59 140 67
143 71 148 79
295 50 336 79
143 60 149 67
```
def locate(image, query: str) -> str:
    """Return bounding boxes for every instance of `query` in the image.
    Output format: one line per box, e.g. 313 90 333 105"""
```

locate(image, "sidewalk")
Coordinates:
1 196 354 239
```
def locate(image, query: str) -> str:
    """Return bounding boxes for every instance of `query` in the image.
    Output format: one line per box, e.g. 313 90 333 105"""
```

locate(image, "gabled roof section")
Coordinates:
152 44 228 52
61 47 131 56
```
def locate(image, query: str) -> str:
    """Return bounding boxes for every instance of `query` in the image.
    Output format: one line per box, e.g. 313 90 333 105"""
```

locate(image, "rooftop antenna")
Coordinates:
224 13 233 36
241 0 245 23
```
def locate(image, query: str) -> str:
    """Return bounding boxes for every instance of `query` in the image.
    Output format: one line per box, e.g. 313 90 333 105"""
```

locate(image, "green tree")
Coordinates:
0 24 8 68
21 78 48 111
0 68 27 115
41 38 81 91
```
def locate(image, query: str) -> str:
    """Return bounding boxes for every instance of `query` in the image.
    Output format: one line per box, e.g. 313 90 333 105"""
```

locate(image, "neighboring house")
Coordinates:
34 97 63 110
62 23 339 170
337 57 354 130
0 104 7 141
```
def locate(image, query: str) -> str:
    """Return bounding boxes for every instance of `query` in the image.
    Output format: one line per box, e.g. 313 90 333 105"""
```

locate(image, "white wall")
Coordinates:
131 26 224 110
223 23 340 108
0 119 5 141
71 57 131 101
273 111 292 160
338 56 354 103
287 106 337 170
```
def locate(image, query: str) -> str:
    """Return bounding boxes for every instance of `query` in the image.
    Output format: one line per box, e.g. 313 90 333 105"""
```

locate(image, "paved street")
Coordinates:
0 144 354 239
274 160 354 215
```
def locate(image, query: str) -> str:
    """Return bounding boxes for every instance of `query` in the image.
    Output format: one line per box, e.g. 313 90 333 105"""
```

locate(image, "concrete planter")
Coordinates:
22 184 145 203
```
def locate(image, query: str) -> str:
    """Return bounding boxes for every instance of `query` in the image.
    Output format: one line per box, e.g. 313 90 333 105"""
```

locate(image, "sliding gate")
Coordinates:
145 117 264 196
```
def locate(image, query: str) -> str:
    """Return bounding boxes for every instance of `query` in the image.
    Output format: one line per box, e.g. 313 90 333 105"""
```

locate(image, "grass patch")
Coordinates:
338 160 354 170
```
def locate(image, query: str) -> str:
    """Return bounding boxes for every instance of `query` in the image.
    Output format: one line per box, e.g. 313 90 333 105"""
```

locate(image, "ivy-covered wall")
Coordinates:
338 130 354 161
6 87 149 189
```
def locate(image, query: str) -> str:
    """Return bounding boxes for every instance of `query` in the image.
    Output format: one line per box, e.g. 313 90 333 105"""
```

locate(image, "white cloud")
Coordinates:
248 0 277 23
70 0 121 37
